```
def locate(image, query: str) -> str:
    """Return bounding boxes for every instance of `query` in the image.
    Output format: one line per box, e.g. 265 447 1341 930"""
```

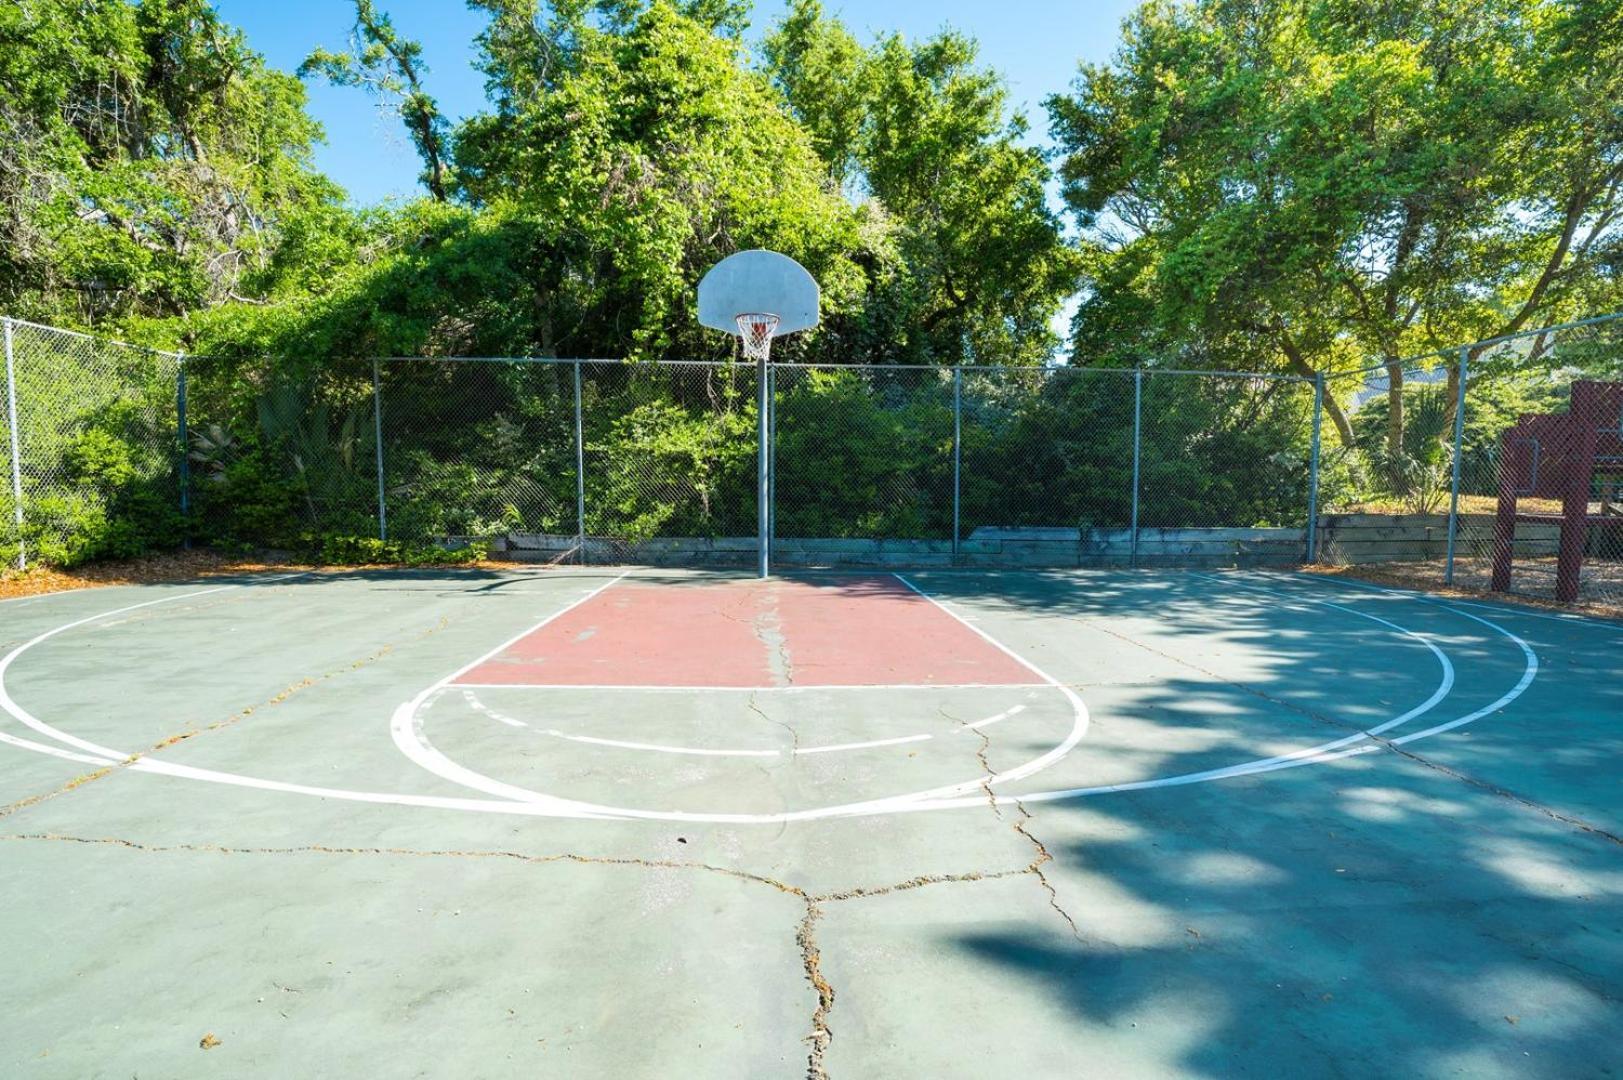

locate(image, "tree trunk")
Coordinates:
1385 361 1405 458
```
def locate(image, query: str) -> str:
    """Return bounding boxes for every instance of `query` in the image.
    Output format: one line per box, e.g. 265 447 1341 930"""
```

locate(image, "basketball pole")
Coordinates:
757 351 769 578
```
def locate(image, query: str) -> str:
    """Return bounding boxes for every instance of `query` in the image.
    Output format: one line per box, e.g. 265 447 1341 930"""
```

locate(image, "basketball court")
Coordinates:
1 565 1618 1076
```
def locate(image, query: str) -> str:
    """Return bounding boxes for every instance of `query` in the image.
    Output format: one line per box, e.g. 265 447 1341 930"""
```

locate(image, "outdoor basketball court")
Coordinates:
1 565 1617 1076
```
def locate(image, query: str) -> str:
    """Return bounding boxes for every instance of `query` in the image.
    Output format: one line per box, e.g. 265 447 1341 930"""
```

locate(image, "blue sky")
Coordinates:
214 0 1141 206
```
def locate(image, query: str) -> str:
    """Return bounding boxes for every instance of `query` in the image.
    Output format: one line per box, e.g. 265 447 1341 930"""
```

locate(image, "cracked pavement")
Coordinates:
0 567 1619 1078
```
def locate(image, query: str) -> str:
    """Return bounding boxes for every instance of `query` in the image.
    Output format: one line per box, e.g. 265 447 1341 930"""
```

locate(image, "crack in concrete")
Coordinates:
0 767 115 821
0 832 809 895
1067 612 1622 848
797 900 833 1080
748 690 800 755
1 828 1062 1076
962 709 1085 942
1008 801 1084 940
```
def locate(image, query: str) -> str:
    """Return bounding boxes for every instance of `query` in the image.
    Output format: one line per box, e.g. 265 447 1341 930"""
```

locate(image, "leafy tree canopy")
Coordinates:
1048 0 1623 443
0 0 341 324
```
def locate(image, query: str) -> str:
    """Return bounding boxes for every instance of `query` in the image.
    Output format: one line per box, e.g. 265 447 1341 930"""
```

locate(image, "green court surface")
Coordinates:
1 567 1618 1078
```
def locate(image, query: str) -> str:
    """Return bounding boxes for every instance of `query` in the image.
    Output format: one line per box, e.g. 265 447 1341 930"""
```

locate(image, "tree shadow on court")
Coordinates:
914 569 1623 1076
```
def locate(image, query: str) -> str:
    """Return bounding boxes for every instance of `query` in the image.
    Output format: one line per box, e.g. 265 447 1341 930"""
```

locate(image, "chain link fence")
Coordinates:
3 311 1620 610
0 319 182 569
1320 313 1623 614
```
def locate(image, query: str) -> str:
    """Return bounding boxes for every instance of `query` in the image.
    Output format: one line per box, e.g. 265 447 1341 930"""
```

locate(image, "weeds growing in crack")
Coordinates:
961 710 1085 941
797 900 834 1080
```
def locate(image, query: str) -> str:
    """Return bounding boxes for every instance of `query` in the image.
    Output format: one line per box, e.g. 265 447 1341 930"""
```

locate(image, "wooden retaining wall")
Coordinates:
1315 513 1560 565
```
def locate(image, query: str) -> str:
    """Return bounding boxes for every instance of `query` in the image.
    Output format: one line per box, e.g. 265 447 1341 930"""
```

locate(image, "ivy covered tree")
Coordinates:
0 0 342 324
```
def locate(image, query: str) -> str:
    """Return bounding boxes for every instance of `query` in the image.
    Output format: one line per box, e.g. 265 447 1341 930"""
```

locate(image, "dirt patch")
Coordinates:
0 550 534 602
1307 561 1623 622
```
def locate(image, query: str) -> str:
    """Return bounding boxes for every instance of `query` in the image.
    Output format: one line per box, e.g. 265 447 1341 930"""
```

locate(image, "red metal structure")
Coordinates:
1492 381 1623 601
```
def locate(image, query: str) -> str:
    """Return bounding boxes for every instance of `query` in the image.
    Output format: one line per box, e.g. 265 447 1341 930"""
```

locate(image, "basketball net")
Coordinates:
736 312 780 362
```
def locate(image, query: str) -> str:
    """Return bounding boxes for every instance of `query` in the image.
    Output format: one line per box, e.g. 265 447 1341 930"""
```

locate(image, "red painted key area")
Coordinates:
453 576 1038 688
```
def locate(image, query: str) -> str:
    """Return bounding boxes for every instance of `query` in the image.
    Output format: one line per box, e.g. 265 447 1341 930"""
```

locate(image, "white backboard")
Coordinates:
697 250 820 336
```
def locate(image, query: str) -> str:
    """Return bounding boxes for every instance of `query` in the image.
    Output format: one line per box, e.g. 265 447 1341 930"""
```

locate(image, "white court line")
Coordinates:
389 572 635 811
388 572 1091 821
965 704 1026 730
886 574 1091 797
462 690 526 728
0 729 119 767
898 572 1536 812
449 681 1050 692
549 731 780 757
1298 572 1623 632
0 568 1535 823
458 697 1034 759
795 734 933 755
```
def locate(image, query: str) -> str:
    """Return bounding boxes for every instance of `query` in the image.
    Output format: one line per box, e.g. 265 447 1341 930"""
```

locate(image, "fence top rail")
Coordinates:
1330 310 1623 380
371 355 1313 381
1 315 184 360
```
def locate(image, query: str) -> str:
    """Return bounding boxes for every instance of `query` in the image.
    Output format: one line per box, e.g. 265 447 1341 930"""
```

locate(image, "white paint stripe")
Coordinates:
0 585 242 762
0 729 119 767
1300 572 1623 632
794 734 933 755
965 704 1026 730
549 731 780 757
887 573 1091 796
448 681 1050 692
390 571 1090 821
898 576 1540 812
0 575 630 820
389 573 636 807
462 690 526 728
0 568 1536 824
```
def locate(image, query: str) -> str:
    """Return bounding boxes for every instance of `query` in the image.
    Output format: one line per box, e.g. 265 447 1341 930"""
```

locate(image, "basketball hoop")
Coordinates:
735 312 780 362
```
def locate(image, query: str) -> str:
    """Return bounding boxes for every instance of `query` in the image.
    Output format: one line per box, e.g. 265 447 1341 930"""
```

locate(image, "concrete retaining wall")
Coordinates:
483 513 1592 569
491 526 1311 569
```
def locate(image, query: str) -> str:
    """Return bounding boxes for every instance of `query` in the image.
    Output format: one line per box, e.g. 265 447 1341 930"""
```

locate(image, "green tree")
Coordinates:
300 0 451 201
765 1 1081 365
1049 0 1623 448
0 0 341 324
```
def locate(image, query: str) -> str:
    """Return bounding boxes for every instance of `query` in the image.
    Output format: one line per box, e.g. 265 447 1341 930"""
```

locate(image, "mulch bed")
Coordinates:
0 550 530 603
1307 561 1623 622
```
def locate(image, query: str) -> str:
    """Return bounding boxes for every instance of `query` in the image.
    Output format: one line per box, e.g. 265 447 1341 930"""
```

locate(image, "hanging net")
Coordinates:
735 312 780 362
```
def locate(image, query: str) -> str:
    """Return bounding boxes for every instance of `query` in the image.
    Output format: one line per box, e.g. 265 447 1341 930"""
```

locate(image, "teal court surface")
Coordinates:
0 567 1618 1078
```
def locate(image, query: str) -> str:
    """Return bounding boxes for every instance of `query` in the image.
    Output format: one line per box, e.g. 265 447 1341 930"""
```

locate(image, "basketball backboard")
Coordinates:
697 250 820 336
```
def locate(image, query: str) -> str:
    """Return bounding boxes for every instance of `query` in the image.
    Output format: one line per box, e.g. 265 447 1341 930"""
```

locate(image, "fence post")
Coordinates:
1130 368 1143 569
176 355 190 548
1443 347 1469 585
1305 372 1324 563
952 365 962 558
371 358 387 541
573 360 587 565
4 319 23 570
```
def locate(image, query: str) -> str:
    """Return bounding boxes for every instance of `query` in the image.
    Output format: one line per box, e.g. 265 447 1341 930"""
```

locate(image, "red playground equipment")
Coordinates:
1492 380 1623 602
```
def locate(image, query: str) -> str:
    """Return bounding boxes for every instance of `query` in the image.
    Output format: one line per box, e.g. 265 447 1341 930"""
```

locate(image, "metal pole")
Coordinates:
4 319 24 570
573 361 587 565
767 364 776 564
1305 372 1324 563
1130 368 1143 569
952 366 962 558
757 355 769 578
1443 347 1469 584
372 358 387 541
176 355 190 548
